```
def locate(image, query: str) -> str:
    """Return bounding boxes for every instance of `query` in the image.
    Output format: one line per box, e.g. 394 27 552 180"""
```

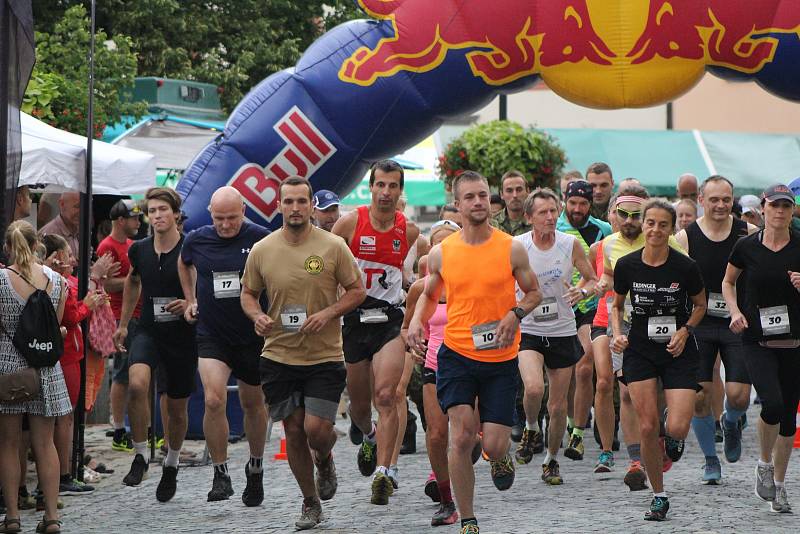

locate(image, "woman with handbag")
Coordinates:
0 221 69 534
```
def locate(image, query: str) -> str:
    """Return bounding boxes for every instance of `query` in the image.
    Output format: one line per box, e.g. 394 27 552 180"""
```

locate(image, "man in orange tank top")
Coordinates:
332 160 420 505
408 171 542 534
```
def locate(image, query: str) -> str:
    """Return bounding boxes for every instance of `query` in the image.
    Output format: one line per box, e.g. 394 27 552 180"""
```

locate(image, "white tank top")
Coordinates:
515 230 577 337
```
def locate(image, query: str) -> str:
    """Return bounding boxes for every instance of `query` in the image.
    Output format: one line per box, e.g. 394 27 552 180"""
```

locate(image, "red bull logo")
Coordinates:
228 106 336 223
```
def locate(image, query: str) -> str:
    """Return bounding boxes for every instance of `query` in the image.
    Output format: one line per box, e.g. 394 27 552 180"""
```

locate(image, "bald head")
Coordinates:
58 191 81 230
209 186 246 238
677 174 699 201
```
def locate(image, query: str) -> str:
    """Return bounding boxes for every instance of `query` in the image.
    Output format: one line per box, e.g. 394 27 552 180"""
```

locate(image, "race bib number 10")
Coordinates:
472 321 500 351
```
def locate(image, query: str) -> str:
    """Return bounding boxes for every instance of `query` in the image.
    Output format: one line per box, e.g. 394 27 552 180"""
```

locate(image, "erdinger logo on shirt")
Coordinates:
633 282 656 292
360 235 376 254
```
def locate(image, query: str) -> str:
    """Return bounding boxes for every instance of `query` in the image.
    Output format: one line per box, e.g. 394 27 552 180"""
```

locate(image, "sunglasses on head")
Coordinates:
616 207 642 220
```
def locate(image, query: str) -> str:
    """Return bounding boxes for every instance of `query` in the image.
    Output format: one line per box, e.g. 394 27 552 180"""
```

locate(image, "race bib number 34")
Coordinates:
472 321 500 351
153 297 179 323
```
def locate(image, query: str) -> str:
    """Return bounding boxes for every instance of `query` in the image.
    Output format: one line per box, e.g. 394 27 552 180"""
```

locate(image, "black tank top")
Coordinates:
686 218 748 323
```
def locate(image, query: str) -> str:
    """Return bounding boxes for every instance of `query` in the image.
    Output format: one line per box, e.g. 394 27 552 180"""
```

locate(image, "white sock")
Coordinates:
526 421 540 432
654 492 668 498
543 451 555 465
374 465 388 477
133 440 149 463
775 480 785 489
758 459 773 467
364 423 377 445
164 447 181 467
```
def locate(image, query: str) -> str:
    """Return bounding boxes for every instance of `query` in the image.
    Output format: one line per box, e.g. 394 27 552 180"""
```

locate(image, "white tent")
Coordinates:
19 112 156 194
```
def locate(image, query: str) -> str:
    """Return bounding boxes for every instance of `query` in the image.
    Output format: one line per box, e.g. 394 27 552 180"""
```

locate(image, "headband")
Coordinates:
615 196 644 207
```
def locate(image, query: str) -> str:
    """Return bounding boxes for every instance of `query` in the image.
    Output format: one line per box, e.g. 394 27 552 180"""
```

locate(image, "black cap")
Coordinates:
761 183 795 204
109 199 142 219
565 180 594 203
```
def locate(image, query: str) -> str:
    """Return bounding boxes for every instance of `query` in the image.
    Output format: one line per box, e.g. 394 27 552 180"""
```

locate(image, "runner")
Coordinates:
513 188 598 485
113 187 196 503
408 171 541 534
611 199 707 521
241 176 365 529
723 184 800 513
177 186 270 504
331 160 420 504
312 189 341 232
586 163 614 222
556 180 612 462
491 170 531 236
675 176 756 484
402 219 460 526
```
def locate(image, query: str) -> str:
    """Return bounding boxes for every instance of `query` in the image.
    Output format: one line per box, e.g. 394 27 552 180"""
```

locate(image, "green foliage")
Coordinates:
438 121 567 190
26 5 146 137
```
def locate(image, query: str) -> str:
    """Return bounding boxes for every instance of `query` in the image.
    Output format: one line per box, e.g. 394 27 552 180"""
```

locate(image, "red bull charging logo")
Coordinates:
339 0 800 108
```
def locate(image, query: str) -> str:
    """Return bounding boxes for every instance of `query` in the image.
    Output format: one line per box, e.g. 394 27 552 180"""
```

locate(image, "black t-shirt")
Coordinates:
129 235 194 335
728 231 800 342
614 248 705 346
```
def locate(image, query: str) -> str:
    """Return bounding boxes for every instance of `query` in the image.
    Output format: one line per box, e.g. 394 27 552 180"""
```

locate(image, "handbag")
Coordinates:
0 367 40 403
89 298 117 357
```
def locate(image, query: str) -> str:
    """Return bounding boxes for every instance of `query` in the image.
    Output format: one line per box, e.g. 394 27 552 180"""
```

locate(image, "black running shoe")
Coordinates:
714 421 724 443
644 496 669 521
664 436 685 463
242 464 264 507
489 454 515 491
122 454 148 486
514 429 536 465
349 422 363 445
564 434 585 461
424 475 441 503
357 440 378 477
207 470 233 502
156 466 178 502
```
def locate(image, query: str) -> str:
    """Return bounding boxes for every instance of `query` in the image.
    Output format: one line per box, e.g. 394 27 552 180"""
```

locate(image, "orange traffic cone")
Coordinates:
274 435 288 460
794 402 800 449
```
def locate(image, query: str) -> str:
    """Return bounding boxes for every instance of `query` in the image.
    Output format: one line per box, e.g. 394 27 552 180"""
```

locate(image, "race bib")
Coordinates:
153 297 179 323
471 321 500 351
213 271 241 299
647 315 676 343
360 308 388 324
280 305 308 332
760 305 790 336
707 293 730 319
533 297 558 323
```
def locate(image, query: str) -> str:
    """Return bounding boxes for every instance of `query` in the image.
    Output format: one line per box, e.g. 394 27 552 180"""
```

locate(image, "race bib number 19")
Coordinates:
472 321 500 351
281 305 308 332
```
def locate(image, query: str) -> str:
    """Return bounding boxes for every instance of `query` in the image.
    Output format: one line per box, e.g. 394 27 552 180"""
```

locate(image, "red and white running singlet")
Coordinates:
349 206 409 307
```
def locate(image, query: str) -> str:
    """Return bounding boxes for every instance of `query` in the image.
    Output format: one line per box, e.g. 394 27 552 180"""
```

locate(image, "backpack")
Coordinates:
7 267 64 368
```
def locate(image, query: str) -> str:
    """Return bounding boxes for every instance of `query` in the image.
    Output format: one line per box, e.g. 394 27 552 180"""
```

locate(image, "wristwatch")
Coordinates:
511 307 526 321
580 288 589 298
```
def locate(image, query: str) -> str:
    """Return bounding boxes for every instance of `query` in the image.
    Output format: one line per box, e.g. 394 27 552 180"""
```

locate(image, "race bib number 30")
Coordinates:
760 305 790 336
280 305 308 332
213 271 241 299
647 316 676 343
707 293 730 319
153 297 179 323
533 297 558 323
472 321 500 351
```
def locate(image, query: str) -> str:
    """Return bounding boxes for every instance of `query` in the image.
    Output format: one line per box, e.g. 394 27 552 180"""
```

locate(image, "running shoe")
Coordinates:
295 496 323 530
315 453 338 501
241 463 264 507
431 500 459 526
659 437 673 473
564 434 584 461
644 496 669 521
155 465 178 503
623 460 648 491
541 459 563 485
714 421 724 443
702 458 721 485
720 412 742 463
348 422 363 445
771 486 793 513
755 463 776 502
514 428 536 465
207 470 234 502
111 432 134 452
510 423 523 443
370 472 394 505
664 435 685 463
460 522 480 534
424 473 441 503
357 440 378 477
594 451 615 473
489 454 515 491
387 466 399 490
122 454 148 486
58 478 95 496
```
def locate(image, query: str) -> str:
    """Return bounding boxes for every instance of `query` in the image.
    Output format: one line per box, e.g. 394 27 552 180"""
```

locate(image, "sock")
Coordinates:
249 456 263 474
213 462 228 476
775 480 785 489
388 465 398 479
627 443 641 462
544 451 555 465
364 423 377 445
567 416 575 429
375 465 388 477
461 518 478 527
133 440 150 462
758 459 773 467
723 400 747 426
572 427 584 439
691 415 718 458
437 480 452 504
526 420 540 432
654 491 668 498
165 447 181 468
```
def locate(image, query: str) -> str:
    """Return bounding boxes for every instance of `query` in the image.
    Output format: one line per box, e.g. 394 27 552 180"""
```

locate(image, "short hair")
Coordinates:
617 183 649 200
642 199 677 229
452 171 488 200
279 176 313 201
490 193 504 206
439 204 458 218
699 175 734 196
675 198 698 214
523 187 560 216
369 159 404 188
562 170 583 182
145 187 181 213
500 170 527 190
586 162 613 180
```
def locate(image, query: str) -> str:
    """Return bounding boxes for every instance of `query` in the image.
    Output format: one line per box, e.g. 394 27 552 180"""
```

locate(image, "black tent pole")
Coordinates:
0 1 10 240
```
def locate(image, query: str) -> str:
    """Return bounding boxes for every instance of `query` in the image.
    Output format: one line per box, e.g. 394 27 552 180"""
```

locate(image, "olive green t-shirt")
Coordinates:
241 226 361 365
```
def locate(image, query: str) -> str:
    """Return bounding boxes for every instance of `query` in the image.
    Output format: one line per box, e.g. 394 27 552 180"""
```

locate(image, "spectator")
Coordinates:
38 192 81 259
490 194 505 217
14 186 32 221
675 198 698 232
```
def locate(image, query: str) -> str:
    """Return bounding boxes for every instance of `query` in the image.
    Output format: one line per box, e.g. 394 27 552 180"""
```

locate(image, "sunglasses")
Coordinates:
430 219 461 232
616 207 642 220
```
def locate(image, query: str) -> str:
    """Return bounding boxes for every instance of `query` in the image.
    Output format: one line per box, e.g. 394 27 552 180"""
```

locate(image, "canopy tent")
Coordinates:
19 113 156 194
543 128 800 197
342 135 446 206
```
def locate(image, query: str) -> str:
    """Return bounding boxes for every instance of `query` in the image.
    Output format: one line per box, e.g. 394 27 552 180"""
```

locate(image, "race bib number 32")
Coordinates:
471 321 500 351
707 293 730 319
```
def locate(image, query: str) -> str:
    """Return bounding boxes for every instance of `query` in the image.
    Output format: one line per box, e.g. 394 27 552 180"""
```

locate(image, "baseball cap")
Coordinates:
109 199 142 219
761 184 795 204
739 194 760 210
788 177 800 205
313 189 340 210
565 180 594 202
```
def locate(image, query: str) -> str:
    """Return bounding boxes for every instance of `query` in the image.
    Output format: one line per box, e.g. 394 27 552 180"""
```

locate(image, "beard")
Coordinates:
620 223 641 240
567 211 587 227
466 210 489 225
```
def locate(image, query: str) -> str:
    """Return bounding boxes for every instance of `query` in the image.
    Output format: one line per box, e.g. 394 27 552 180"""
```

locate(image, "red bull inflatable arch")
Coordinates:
177 0 800 230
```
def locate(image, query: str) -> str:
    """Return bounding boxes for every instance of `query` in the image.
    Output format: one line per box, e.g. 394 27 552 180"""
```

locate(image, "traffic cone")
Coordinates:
794 402 800 449
274 434 288 460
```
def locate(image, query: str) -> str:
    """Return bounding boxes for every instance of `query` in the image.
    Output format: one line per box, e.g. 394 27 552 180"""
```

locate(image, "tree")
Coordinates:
24 5 146 137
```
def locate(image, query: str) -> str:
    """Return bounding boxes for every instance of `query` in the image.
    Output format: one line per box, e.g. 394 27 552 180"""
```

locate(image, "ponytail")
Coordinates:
5 220 38 279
